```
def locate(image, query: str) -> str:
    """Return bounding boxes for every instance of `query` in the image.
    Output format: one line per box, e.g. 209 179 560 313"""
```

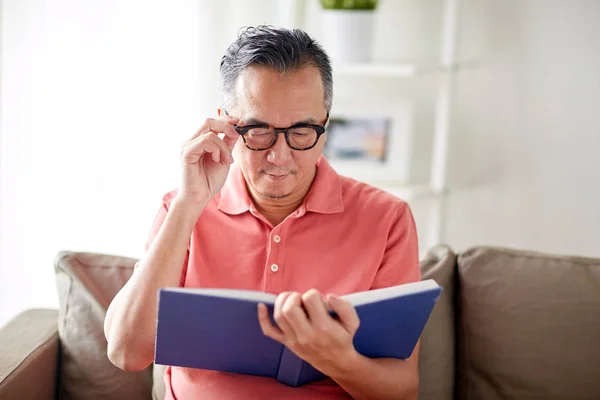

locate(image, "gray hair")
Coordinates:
219 26 333 113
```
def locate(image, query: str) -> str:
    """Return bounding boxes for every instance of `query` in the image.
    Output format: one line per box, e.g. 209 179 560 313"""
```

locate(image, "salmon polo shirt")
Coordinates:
145 156 420 400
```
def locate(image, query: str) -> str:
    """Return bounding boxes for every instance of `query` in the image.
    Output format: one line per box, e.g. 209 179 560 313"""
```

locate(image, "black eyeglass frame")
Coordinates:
224 110 329 151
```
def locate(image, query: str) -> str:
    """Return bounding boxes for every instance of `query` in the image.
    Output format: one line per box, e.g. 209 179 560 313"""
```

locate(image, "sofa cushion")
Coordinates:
457 247 600 400
0 309 59 400
55 252 153 400
152 364 167 400
418 245 457 400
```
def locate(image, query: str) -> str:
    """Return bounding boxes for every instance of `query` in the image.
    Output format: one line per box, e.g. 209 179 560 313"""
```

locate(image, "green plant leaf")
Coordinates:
319 0 379 11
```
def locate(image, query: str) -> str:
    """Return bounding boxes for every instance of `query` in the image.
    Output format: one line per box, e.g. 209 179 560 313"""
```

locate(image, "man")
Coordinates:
105 26 420 399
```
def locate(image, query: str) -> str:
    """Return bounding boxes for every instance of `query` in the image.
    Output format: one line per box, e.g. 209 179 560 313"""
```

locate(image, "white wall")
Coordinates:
0 0 217 326
0 0 295 328
1 0 599 327
443 0 600 257
306 0 600 257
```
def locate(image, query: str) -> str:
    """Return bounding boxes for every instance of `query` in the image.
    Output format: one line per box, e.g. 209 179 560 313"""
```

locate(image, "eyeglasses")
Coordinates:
224 111 329 151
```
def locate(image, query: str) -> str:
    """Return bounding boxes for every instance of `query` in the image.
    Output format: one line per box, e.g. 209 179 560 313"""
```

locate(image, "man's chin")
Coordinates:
255 177 294 200
258 189 292 200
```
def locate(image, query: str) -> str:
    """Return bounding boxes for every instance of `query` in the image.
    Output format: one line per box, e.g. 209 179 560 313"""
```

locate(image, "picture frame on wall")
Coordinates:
324 117 390 163
325 101 413 184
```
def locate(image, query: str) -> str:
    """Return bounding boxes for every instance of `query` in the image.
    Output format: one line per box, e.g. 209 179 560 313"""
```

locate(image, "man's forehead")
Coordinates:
235 66 323 99
234 66 325 124
234 104 321 126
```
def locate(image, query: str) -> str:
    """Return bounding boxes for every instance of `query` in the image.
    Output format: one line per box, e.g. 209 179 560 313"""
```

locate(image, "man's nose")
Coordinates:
267 132 293 165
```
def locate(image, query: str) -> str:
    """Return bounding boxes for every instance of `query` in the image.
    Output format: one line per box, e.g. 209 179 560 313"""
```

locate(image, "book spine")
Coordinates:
276 347 304 387
276 347 328 387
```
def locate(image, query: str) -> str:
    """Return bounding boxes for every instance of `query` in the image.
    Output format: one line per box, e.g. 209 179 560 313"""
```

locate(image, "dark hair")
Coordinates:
219 26 333 112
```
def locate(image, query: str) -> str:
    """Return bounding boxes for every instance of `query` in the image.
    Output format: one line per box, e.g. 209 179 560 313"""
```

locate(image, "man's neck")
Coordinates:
253 196 305 227
248 176 315 227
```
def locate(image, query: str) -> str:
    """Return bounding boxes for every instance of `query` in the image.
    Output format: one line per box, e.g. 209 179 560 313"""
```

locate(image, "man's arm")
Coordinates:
104 115 239 371
329 341 419 400
104 198 203 371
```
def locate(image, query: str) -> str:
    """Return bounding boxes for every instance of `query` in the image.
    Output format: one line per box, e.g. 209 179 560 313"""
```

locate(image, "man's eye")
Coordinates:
247 129 271 136
290 128 315 136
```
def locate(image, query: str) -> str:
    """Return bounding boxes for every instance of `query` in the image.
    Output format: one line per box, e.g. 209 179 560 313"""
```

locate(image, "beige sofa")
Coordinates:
1 245 599 400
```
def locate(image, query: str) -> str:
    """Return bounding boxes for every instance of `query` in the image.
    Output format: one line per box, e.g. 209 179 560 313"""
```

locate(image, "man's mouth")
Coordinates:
265 173 288 181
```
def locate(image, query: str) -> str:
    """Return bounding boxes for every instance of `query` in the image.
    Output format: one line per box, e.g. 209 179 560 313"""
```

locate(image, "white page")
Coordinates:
166 279 439 307
166 288 278 304
342 279 440 307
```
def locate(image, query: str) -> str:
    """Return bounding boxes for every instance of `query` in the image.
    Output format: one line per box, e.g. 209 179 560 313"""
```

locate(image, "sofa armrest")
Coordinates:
0 309 59 400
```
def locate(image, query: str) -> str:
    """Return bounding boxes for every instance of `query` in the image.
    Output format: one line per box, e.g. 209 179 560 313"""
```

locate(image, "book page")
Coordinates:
166 288 278 304
164 279 439 307
342 279 439 307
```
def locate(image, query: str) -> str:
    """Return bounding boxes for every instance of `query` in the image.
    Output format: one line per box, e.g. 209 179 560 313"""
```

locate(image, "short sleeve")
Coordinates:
143 193 189 287
370 203 421 290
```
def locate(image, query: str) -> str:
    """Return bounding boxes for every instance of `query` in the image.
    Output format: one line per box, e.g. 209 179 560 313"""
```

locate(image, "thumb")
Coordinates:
222 115 239 124
327 294 360 334
222 117 240 150
223 134 239 151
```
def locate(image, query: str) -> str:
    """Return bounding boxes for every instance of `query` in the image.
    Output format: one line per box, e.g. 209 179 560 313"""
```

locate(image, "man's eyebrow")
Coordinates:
242 117 319 126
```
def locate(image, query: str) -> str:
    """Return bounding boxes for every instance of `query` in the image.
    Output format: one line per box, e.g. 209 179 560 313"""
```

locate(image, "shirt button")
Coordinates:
273 235 281 243
270 264 279 272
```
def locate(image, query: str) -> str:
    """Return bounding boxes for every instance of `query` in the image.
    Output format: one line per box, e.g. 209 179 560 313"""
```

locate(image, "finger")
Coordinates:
301 289 330 327
181 137 219 164
211 148 220 163
183 133 233 164
326 294 360 334
205 117 240 149
202 132 234 163
181 136 223 165
186 116 239 142
281 293 312 342
274 292 296 341
219 122 241 150
258 303 284 342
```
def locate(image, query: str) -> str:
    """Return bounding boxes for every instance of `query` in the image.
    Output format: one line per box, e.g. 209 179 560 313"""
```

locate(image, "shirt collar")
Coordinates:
303 156 344 214
217 163 253 215
217 156 344 216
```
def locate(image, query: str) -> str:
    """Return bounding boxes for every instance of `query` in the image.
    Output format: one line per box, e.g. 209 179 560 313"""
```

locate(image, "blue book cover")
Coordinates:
154 280 442 387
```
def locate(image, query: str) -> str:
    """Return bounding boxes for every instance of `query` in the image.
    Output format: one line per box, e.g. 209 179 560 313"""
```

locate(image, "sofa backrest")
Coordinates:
418 245 457 400
53 246 600 400
455 247 600 400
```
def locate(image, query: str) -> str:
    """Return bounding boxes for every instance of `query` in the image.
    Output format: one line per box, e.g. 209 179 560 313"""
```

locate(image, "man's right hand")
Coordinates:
106 115 241 371
177 115 240 207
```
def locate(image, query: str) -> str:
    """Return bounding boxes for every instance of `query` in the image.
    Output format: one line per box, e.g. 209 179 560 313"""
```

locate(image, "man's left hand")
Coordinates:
257 289 361 377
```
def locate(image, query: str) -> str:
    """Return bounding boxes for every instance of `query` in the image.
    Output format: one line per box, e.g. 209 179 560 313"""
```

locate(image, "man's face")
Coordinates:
225 65 328 201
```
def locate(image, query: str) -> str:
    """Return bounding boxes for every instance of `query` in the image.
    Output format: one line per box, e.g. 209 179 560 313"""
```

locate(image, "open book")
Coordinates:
154 280 442 387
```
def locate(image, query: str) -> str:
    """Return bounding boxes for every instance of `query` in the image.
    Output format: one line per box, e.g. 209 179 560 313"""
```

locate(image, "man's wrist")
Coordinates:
323 348 365 380
171 196 209 221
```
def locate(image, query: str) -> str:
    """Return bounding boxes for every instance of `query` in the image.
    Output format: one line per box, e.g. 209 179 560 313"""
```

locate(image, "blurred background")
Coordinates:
1 0 599 327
